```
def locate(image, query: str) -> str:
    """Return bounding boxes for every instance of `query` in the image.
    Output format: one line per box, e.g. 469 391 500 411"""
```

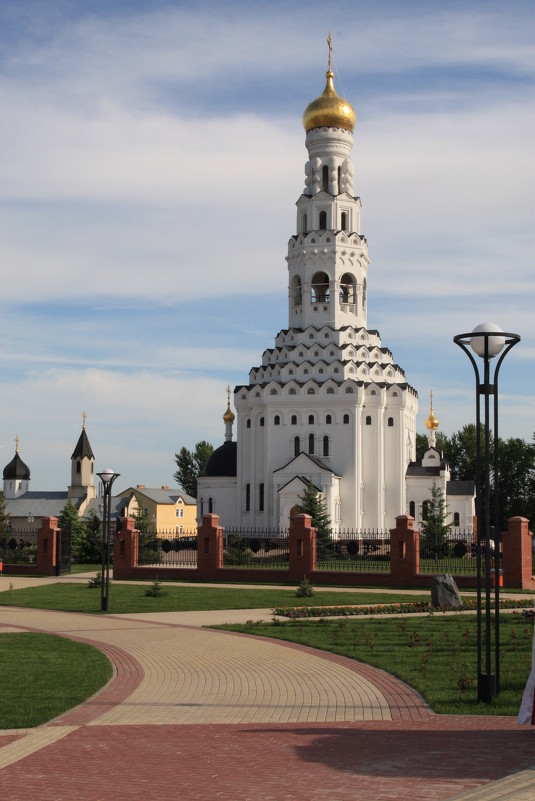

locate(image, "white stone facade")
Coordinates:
198 68 419 532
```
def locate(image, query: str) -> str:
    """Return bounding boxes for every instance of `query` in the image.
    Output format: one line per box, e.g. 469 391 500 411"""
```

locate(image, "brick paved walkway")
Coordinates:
1 600 534 799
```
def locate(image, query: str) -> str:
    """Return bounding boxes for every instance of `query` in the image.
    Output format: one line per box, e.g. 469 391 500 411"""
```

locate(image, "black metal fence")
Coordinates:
419 530 479 575
317 530 391 572
0 528 38 565
137 531 198 568
222 529 290 569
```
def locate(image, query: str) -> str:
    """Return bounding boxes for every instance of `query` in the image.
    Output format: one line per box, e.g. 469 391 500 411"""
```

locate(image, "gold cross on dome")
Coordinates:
15 434 19 453
327 31 332 70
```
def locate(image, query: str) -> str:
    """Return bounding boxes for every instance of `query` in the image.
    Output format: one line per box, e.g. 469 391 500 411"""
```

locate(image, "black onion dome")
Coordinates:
3 451 31 480
204 441 237 477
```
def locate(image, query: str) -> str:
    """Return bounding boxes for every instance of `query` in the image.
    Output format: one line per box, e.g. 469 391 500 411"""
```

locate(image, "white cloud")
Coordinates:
1 0 533 492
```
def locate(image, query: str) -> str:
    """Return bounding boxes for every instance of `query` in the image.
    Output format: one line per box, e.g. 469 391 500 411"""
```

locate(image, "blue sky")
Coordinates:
1 0 534 492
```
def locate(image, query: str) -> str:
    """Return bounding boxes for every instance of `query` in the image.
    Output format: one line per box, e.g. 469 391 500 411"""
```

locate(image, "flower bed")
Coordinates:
273 597 529 619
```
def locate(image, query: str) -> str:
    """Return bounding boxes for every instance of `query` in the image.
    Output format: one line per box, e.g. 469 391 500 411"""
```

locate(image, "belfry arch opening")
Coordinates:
319 210 327 230
339 273 355 304
311 272 330 303
291 275 302 306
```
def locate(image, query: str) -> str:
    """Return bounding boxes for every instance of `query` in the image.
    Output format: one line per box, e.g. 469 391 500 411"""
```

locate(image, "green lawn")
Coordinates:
0 583 431 613
0 633 113 728
219 613 533 716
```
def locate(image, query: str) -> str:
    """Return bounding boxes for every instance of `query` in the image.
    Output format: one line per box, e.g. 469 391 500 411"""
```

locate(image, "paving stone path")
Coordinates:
0 589 534 799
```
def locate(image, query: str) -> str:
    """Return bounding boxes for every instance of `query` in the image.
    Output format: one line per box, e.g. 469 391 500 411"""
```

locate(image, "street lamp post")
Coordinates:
454 323 520 702
96 469 120 612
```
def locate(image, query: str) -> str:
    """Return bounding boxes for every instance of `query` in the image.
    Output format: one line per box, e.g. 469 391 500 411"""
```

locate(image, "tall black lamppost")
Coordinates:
453 323 520 702
97 468 120 612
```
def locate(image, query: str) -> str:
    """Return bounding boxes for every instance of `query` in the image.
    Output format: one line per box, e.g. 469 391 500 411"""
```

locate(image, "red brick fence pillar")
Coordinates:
113 517 138 580
196 514 223 580
36 516 60 575
501 516 534 590
288 513 316 583
389 515 419 587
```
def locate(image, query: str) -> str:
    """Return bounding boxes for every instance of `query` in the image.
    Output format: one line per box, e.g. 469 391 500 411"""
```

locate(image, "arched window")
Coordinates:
307 388 315 394
388 417 394 427
308 414 314 425
260 417 264 427
302 213 308 234
274 415 280 425
454 512 460 527
76 460 81 474
246 419 251 429
259 483 264 512
291 414 297 425
339 272 355 304
366 415 372 425
409 501 415 518
294 436 300 457
319 210 327 230
422 501 429 521
311 273 330 303
323 436 329 457
326 414 332 424
326 387 334 394
308 433 314 454
200 499 204 516
322 165 328 192
289 388 296 395
341 211 348 231
245 484 250 512
208 497 213 514
343 414 350 424
345 387 354 393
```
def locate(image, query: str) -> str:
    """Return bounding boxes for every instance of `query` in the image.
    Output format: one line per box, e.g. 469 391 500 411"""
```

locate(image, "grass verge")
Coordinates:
0 633 113 728
0 583 432 614
219 613 533 716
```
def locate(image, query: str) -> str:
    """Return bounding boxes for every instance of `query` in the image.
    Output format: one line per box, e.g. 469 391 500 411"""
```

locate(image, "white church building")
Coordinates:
198 51 473 534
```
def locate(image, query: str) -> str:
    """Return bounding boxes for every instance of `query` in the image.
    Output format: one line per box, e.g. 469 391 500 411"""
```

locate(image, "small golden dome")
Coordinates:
223 403 235 424
425 391 439 430
302 70 356 133
223 385 235 423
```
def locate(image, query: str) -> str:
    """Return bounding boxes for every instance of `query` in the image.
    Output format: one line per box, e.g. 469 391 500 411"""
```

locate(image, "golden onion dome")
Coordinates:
302 70 356 133
425 392 439 431
223 386 235 424
223 403 235 424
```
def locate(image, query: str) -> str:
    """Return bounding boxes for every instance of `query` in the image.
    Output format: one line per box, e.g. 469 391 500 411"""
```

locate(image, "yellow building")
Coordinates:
117 485 197 535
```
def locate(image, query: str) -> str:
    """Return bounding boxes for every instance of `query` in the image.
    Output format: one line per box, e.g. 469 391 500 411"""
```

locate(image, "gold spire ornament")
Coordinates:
223 385 235 423
425 391 439 431
302 34 356 133
15 434 19 453
82 410 87 429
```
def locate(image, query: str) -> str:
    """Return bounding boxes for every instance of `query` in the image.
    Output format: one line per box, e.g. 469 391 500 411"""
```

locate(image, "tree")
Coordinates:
58 500 84 542
0 491 10 557
420 481 453 559
0 492 9 536
298 481 332 554
173 441 214 498
133 493 151 534
495 435 535 529
72 512 102 564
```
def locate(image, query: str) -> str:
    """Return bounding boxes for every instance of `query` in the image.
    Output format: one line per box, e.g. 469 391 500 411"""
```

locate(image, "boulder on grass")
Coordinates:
431 573 462 609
